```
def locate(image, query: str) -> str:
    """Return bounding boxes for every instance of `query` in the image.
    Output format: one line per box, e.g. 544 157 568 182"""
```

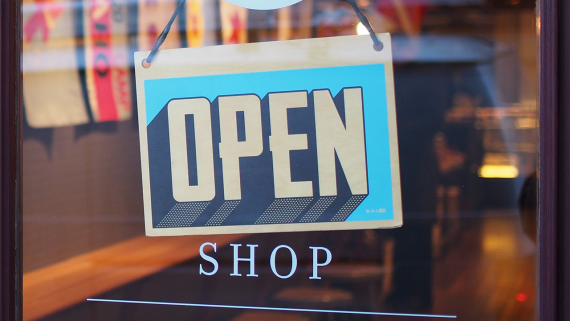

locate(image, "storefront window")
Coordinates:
22 0 538 320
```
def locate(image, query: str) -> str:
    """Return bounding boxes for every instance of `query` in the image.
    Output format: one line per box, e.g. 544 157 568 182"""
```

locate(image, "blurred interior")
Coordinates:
22 0 538 320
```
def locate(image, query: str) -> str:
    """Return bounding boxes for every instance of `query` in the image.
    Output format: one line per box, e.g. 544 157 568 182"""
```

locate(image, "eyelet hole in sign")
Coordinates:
142 58 152 69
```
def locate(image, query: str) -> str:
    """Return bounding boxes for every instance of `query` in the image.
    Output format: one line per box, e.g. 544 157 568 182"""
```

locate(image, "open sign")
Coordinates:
135 34 402 236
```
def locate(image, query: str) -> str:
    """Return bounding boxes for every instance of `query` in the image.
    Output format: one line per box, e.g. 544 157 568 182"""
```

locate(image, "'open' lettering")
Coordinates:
168 88 368 202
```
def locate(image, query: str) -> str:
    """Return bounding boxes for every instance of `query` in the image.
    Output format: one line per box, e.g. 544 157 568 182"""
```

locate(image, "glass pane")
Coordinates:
23 0 538 320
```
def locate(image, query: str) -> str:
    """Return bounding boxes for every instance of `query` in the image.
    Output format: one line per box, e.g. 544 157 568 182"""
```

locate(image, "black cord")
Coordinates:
144 0 383 67
144 0 187 66
347 0 383 51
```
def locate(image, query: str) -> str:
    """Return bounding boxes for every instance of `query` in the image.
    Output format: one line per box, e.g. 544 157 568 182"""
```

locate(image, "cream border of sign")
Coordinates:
135 33 402 236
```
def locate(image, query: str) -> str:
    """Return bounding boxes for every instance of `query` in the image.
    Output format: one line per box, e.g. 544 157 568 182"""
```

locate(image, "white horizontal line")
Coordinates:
87 298 457 319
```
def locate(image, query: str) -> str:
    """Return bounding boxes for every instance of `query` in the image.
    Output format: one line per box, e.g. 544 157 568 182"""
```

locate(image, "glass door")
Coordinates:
19 0 540 320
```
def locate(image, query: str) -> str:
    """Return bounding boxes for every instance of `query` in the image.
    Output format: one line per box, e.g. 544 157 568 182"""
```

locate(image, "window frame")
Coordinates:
0 0 23 320
0 0 565 320
539 0 570 320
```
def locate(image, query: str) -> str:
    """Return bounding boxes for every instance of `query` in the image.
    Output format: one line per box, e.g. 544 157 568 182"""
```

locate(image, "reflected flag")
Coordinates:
23 0 90 128
186 0 204 47
23 0 64 42
220 0 248 44
82 0 132 122
138 0 181 51
185 0 216 47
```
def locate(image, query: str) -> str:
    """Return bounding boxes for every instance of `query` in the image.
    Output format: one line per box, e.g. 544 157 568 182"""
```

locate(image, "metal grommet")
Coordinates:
373 42 383 52
141 58 150 69
142 58 151 69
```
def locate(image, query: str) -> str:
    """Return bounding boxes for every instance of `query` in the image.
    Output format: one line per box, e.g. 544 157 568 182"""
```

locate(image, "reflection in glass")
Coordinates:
23 0 538 320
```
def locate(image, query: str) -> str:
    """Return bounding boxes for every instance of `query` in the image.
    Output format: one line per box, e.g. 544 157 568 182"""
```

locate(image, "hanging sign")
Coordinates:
138 0 181 51
83 0 132 122
220 0 248 44
23 0 90 128
135 34 402 236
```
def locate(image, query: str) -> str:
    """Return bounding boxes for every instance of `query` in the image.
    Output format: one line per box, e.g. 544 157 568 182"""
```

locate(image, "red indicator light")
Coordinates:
516 293 527 302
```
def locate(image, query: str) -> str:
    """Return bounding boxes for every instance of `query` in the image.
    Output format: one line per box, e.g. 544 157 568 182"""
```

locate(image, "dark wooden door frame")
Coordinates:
539 0 570 320
0 0 564 320
0 0 22 320
557 0 570 318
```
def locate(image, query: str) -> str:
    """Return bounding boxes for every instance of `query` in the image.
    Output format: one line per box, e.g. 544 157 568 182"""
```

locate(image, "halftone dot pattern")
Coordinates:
255 197 313 224
205 200 240 226
330 195 367 222
299 196 336 223
157 202 210 228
